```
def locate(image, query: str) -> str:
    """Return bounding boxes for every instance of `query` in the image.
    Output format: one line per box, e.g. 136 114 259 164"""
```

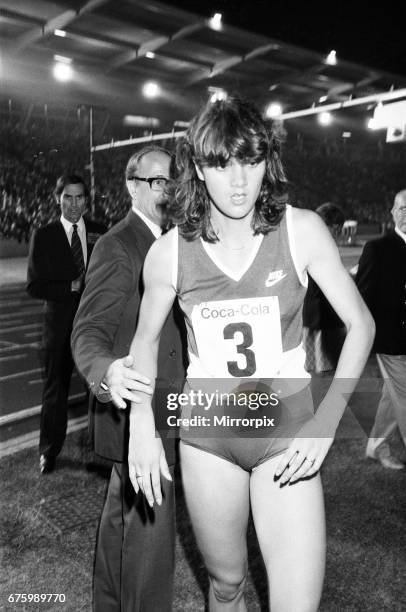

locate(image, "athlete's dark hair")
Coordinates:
168 96 288 241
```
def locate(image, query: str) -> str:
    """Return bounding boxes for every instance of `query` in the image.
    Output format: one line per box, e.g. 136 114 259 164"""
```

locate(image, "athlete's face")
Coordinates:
195 159 266 220
392 193 406 233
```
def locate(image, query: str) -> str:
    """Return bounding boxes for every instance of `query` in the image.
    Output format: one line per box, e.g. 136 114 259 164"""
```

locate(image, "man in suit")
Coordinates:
71 146 185 612
27 173 106 474
356 189 406 469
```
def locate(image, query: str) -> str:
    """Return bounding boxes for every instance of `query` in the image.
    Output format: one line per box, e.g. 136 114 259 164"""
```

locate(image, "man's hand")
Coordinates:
105 355 153 409
128 408 172 507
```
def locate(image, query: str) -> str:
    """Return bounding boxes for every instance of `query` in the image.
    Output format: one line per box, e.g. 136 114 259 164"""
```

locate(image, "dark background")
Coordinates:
171 0 406 76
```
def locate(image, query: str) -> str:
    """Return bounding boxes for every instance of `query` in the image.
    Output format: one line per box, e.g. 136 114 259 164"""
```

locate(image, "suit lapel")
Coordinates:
126 210 156 258
55 220 75 265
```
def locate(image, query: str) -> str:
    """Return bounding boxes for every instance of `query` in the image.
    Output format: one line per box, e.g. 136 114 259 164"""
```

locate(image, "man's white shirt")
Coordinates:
394 226 406 245
132 206 162 239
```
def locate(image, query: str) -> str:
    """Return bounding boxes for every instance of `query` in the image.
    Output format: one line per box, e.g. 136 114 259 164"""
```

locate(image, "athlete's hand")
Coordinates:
104 355 153 409
128 408 172 506
274 416 336 485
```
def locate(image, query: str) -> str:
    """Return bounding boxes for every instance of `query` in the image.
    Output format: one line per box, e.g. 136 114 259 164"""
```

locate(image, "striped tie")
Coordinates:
71 224 84 274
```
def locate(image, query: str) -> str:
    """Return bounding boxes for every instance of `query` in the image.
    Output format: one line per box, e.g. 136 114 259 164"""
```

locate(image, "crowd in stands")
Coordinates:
1 118 406 242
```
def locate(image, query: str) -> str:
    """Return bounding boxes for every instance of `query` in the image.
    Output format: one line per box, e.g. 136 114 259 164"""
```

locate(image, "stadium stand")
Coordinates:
1 117 405 242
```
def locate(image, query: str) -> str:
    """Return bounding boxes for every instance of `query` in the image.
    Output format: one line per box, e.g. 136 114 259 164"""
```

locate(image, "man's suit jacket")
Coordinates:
71 210 186 466
356 231 406 354
27 218 106 341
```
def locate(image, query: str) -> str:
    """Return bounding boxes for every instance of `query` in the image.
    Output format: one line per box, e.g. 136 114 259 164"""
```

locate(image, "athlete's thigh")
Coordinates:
180 442 250 575
250 454 325 611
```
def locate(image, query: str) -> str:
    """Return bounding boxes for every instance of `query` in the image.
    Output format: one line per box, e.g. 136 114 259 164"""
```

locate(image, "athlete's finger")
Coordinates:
279 451 306 484
151 468 162 506
160 454 173 482
289 457 316 483
128 463 139 494
275 444 300 478
142 472 154 508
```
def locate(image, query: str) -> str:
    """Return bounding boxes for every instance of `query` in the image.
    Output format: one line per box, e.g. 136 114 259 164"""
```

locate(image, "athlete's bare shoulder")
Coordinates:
290 206 324 232
290 206 337 269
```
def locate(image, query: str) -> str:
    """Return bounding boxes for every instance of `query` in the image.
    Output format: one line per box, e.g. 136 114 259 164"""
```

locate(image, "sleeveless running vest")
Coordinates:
172 205 309 382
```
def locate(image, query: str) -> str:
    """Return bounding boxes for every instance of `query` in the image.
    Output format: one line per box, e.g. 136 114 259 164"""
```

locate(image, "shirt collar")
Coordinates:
132 206 162 239
60 215 85 234
394 226 406 244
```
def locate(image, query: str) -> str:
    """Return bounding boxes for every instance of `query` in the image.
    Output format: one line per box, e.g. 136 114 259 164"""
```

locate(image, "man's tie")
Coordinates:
71 224 85 274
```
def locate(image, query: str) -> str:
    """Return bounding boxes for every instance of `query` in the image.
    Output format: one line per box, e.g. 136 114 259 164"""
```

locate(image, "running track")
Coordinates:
0 283 86 454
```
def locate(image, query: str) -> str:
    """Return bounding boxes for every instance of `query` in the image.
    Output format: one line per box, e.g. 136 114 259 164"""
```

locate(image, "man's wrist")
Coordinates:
100 380 110 393
96 378 112 403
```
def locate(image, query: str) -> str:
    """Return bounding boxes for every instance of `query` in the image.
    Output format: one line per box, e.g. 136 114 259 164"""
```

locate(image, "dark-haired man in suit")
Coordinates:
356 189 406 469
72 146 185 612
27 173 106 474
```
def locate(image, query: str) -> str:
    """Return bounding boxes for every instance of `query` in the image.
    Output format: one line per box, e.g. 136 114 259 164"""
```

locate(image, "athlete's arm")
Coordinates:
276 208 375 484
128 231 177 505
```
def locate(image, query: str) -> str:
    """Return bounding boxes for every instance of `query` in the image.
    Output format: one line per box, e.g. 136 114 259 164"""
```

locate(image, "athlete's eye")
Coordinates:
215 161 230 171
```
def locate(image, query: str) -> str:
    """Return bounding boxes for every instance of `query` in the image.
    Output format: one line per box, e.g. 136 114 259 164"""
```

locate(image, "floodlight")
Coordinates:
265 103 283 118
326 50 337 65
54 29 66 37
209 13 222 30
53 62 73 82
209 87 227 103
318 111 332 126
143 81 160 98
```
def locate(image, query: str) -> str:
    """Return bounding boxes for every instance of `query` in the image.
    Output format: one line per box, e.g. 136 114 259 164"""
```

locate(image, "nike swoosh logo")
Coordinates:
265 273 287 287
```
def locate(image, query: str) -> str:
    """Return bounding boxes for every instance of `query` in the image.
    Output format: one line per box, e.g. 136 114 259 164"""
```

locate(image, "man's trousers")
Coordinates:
366 353 406 457
94 463 176 612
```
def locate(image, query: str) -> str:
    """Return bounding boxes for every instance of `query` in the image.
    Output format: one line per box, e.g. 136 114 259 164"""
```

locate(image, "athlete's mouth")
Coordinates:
231 193 247 202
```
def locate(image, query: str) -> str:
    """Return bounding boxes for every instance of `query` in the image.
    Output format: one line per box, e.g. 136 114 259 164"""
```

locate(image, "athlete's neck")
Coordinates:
211 211 254 251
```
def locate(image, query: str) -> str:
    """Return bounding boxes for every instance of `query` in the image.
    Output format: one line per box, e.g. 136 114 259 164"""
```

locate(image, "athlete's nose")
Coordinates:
230 162 247 187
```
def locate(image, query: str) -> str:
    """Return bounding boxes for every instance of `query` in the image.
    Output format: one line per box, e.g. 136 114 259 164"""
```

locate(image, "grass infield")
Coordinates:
1 423 406 611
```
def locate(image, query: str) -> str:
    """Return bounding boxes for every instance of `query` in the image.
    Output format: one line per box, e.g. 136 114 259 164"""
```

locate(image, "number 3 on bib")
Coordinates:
191 296 283 378
223 322 256 376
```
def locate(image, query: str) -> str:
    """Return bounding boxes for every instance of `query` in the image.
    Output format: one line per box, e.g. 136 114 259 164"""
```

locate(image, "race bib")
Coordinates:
191 296 283 378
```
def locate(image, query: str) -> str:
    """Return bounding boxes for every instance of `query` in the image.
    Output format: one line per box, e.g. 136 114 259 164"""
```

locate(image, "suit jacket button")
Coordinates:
170 349 176 357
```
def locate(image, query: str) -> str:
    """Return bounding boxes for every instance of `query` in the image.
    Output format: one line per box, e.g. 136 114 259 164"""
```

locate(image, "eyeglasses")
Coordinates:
127 176 169 191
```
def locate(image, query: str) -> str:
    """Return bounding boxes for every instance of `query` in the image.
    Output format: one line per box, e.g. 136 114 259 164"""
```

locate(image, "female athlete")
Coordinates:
127 97 374 611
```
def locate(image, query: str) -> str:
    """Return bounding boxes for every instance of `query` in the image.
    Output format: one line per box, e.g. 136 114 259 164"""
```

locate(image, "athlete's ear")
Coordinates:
194 162 205 181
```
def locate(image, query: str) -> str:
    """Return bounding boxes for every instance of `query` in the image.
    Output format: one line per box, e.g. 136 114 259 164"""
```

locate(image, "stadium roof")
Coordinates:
2 0 406 131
